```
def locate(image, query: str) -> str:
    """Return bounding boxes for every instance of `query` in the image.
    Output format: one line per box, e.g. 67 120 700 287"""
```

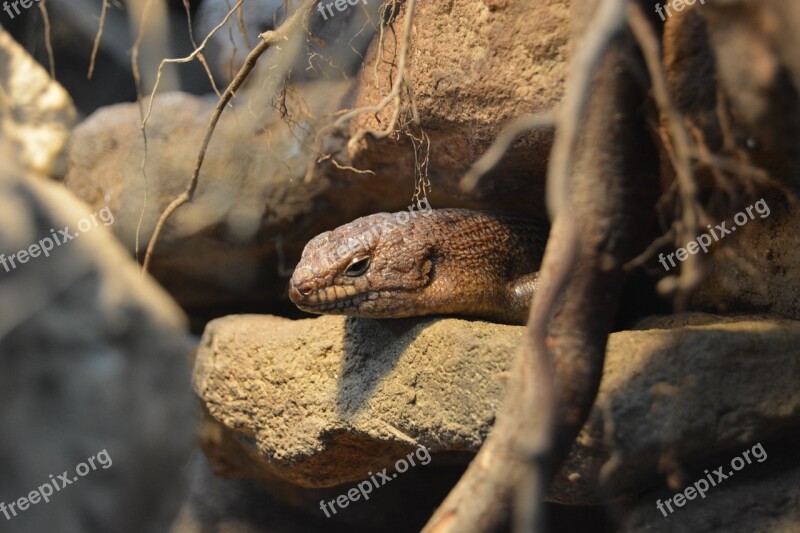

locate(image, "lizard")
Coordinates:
289 208 549 325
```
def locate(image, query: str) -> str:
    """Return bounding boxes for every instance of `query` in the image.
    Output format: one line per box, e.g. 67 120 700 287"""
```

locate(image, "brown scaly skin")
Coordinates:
289 208 549 325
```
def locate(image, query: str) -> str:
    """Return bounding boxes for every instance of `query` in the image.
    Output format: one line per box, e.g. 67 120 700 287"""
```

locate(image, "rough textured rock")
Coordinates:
552 312 800 504
175 450 612 532
0 26 77 176
348 0 569 215
0 160 196 532
685 195 800 320
702 0 800 186
193 312 800 505
193 314 514 487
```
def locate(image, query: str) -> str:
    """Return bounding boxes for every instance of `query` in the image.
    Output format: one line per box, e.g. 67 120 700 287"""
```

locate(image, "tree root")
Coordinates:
425 0 665 530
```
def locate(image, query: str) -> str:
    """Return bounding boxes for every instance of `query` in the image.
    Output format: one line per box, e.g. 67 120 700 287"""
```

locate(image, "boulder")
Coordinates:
193 312 800 505
0 161 195 532
0 26 76 176
553 312 800 504
348 0 569 215
174 449 468 532
660 4 800 320
193 314 512 487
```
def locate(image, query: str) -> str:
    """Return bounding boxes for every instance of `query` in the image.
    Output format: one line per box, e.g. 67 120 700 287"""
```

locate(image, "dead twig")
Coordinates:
142 0 317 272
303 0 415 182
37 0 55 78
181 0 223 97
131 0 156 264
327 156 376 175
87 0 109 79
460 111 557 193
142 0 244 128
336 0 416 150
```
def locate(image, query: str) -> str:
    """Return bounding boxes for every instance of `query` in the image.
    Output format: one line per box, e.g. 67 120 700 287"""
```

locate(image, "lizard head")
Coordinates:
289 211 434 318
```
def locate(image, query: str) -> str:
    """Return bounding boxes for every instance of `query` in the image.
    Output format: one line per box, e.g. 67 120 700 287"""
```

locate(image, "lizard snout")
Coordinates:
289 278 315 302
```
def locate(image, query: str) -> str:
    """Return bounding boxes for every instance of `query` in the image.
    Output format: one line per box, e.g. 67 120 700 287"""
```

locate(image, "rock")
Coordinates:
193 312 800 507
686 195 800 320
347 0 569 215
551 312 800 504
174 449 612 532
0 26 77 176
174 450 346 533
702 0 800 184
193 314 513 487
0 161 196 532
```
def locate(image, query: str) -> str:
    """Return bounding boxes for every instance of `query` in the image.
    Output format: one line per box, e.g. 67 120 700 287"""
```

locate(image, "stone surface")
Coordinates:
347 0 569 215
0 159 196 532
702 0 800 186
552 312 800 504
684 195 800 320
193 314 513 487
174 450 611 532
0 26 77 176
193 312 800 505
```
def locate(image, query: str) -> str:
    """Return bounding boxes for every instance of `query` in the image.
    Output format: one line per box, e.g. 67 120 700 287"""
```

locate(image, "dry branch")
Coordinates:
87 0 109 79
130 0 157 263
37 0 55 78
180 0 223 97
142 0 317 272
142 0 245 127
303 0 416 182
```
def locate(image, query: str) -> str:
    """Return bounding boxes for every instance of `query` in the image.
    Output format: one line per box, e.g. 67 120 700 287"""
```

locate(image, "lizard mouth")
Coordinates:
289 280 378 313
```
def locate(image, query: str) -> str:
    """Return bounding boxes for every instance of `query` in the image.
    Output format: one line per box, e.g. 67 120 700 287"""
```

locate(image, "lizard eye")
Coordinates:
345 255 371 277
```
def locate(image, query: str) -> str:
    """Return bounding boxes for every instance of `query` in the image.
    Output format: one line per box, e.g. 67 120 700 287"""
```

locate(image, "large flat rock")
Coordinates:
194 314 516 487
193 312 800 506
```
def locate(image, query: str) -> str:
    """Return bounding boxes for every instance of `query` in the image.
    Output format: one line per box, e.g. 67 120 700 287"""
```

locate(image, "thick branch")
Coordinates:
422 1 676 531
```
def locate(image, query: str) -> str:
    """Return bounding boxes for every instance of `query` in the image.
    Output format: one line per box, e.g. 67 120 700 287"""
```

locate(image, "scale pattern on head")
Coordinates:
289 211 435 317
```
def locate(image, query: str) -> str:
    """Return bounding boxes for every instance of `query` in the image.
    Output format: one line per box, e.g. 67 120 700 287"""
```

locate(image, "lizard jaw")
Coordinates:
289 281 379 313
